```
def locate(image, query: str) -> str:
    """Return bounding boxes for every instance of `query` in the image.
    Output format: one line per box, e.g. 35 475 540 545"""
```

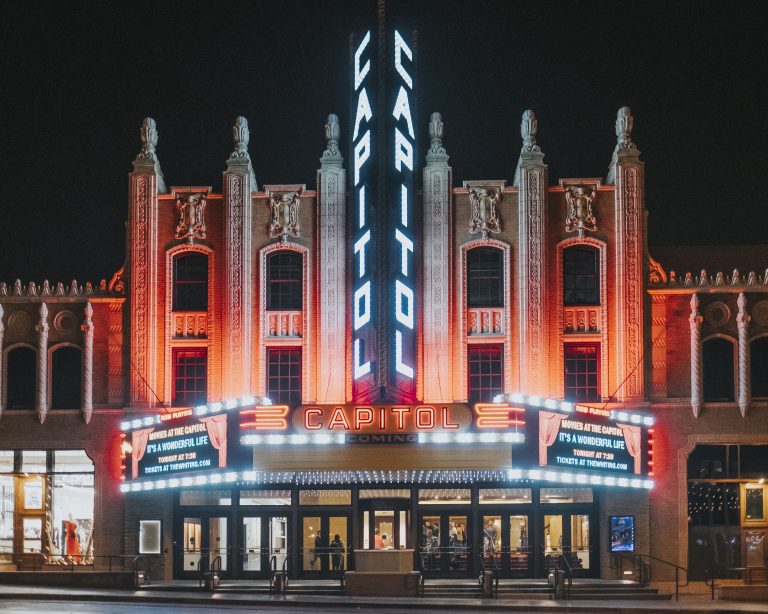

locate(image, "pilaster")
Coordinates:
129 118 165 407
223 117 257 399
689 294 703 417
514 110 548 396
609 107 645 401
36 302 49 423
737 292 751 417
317 114 347 403
82 301 94 422
421 113 453 402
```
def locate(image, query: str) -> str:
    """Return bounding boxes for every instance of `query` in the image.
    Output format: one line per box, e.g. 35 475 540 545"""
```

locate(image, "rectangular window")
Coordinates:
172 348 207 407
172 253 208 312
139 520 162 554
267 348 301 407
468 345 503 405
564 343 600 402
478 488 532 504
267 252 303 310
179 490 231 506
240 490 292 506
540 487 593 504
298 490 352 505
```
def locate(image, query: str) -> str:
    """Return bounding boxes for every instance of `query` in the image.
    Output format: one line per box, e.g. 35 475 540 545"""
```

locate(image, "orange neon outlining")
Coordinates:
474 403 526 429
240 405 290 430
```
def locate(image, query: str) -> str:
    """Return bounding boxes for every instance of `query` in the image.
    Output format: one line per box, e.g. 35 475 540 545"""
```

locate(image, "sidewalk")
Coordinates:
1 584 767 613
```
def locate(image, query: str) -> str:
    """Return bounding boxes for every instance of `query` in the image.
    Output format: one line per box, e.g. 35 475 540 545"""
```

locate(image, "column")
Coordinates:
81 301 94 423
514 110 548 396
36 302 49 423
421 113 453 402
129 118 165 407
223 117 257 398
317 114 347 403
0 304 4 417
737 292 751 417
609 107 645 401
689 294 703 418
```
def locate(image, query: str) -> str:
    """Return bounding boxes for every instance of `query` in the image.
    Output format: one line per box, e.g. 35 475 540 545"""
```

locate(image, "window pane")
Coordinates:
540 488 593 503
745 489 764 521
51 346 82 410
750 338 768 398
563 247 599 306
467 248 503 308
564 343 600 402
139 520 162 554
172 348 207 407
358 489 411 500
468 345 503 404
6 347 36 409
267 348 301 407
0 476 13 557
54 450 94 473
703 338 734 402
267 252 303 310
179 490 232 505
688 482 740 525
687 444 738 479
173 253 208 311
22 451 47 473
0 452 14 474
479 488 532 504
739 445 768 479
299 490 352 505
240 490 292 506
418 489 471 504
53 473 94 561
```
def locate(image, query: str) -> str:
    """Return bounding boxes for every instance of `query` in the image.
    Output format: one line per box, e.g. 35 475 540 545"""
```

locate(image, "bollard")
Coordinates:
481 570 494 598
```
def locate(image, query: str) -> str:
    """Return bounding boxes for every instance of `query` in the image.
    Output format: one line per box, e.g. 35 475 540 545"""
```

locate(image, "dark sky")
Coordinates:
1 1 766 283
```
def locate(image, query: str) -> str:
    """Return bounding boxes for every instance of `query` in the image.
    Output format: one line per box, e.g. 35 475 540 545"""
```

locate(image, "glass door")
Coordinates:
482 513 531 578
542 512 593 577
240 514 288 578
419 513 471 577
300 513 350 577
180 516 230 579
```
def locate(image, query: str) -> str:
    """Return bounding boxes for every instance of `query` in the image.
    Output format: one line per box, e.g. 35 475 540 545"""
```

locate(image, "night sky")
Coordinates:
1 1 766 284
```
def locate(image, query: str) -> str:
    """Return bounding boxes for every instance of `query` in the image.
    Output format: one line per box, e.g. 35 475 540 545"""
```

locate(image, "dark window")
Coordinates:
467 345 503 405
172 348 207 407
6 346 36 409
563 246 599 306
739 445 768 479
467 248 503 308
750 337 768 398
687 445 739 479
687 482 741 580
267 252 303 310
267 348 302 407
564 343 600 402
703 338 734 402
51 346 82 409
173 253 208 311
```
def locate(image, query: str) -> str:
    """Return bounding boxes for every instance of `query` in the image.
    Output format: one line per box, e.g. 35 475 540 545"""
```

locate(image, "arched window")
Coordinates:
267 251 302 310
563 246 599 306
467 247 503 308
751 337 768 398
6 346 36 409
51 346 82 409
173 253 208 311
703 338 735 402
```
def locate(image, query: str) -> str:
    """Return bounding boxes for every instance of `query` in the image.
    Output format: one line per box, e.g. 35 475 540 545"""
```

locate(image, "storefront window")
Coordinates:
54 450 93 473
418 489 470 504
540 488 593 503
179 490 232 506
0 452 14 473
745 488 764 521
479 488 532 504
299 490 351 505
239 490 291 506
0 475 13 557
358 489 410 500
688 482 741 579
22 450 47 473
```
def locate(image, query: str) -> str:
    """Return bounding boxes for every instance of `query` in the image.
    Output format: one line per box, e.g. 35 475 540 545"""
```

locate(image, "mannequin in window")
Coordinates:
64 513 81 560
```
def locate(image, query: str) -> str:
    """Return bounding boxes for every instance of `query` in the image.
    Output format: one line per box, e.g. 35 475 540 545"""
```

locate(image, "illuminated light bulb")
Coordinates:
544 471 558 482
417 433 428 443
241 395 256 406
560 402 575 413
224 472 238 482
225 398 238 410
643 416 654 426
590 475 602 485
432 433 450 444
456 433 474 444
262 397 273 405
168 478 180 488
209 402 223 412
604 477 616 486
155 480 167 490
209 474 223 484
194 405 209 416
544 398 558 409
528 396 541 406
510 392 525 403
493 394 504 403
643 480 654 489
119 484 129 493
131 419 143 429
120 421 131 431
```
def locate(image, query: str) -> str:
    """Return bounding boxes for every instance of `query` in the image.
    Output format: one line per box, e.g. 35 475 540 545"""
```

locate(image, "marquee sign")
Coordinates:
538 408 645 475
125 408 228 480
351 17 418 403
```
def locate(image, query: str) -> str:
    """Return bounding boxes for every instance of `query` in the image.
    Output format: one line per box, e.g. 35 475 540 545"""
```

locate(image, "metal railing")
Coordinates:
611 552 688 601
418 545 472 574
477 551 499 598
705 566 768 600
268 549 290 593
0 551 162 582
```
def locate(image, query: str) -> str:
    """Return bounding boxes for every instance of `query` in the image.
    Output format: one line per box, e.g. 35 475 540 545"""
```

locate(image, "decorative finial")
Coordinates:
521 109 540 152
138 118 159 160
615 106 634 149
323 114 340 157
429 112 446 155
232 116 250 158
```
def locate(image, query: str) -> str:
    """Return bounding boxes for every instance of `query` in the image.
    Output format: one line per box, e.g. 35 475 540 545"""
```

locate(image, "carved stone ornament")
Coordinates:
134 117 167 193
323 113 341 158
231 116 250 158
704 301 730 328
521 109 541 153
175 192 207 242
648 255 668 285
468 186 501 239
564 186 598 237
429 112 446 155
268 191 301 242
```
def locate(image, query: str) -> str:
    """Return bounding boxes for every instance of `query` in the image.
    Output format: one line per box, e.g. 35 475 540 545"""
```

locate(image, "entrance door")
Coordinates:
239 514 289 579
180 516 230 579
419 513 471 577
359 500 411 552
481 513 531 577
300 514 350 577
542 513 593 577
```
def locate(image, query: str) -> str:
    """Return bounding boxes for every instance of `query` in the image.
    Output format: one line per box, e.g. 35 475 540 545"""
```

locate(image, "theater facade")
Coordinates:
1 18 767 587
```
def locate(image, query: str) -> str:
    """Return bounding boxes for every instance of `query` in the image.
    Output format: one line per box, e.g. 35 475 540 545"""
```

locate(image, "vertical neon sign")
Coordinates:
350 20 417 403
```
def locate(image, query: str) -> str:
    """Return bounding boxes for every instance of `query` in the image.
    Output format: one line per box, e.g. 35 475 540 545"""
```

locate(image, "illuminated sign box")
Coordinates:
126 409 228 480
